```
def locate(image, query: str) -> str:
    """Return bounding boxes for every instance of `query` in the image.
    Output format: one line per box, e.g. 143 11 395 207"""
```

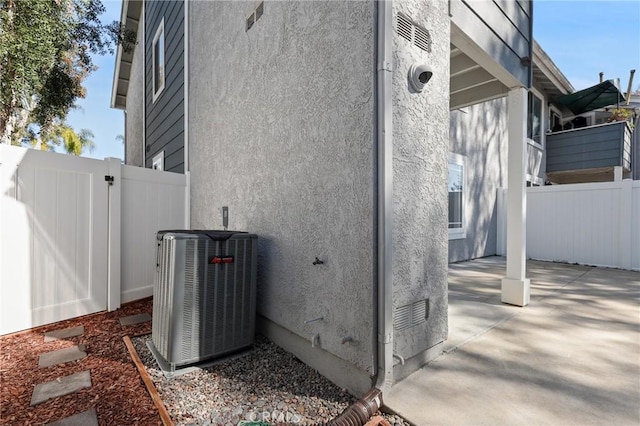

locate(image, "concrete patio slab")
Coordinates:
119 313 151 326
30 371 92 406
385 257 640 425
444 258 594 352
46 408 98 426
44 326 84 342
38 345 87 368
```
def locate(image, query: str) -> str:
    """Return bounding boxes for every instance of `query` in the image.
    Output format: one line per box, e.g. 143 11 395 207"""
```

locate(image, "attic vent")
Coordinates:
395 13 432 53
394 299 429 330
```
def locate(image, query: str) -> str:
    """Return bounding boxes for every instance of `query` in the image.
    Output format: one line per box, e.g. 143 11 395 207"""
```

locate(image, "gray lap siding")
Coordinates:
452 0 532 88
145 0 185 173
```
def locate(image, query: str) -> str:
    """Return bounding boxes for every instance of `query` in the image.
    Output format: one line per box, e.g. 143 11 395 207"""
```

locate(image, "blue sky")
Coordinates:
534 0 640 91
65 0 124 161
70 0 640 160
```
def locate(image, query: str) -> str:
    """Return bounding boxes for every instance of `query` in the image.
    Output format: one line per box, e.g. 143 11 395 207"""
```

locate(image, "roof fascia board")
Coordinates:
110 0 142 110
110 0 129 109
532 40 574 95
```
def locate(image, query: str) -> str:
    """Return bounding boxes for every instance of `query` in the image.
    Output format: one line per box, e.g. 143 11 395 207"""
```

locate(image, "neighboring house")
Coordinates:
449 42 638 264
112 0 535 396
449 41 574 263
545 81 637 184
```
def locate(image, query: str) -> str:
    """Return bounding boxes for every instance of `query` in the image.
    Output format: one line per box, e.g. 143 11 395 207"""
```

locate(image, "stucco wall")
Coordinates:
125 18 144 168
391 0 450 365
449 97 508 263
188 0 376 383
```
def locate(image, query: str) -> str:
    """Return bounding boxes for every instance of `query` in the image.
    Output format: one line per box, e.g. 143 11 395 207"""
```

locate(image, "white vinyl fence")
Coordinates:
0 145 186 334
498 180 640 271
119 164 187 304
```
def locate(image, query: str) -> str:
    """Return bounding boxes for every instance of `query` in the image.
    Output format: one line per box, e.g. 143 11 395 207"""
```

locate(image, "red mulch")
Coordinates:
0 298 161 425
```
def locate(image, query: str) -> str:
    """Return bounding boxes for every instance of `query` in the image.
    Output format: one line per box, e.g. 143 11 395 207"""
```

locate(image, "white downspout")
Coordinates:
183 0 191 228
141 2 146 168
375 0 394 392
327 2 394 422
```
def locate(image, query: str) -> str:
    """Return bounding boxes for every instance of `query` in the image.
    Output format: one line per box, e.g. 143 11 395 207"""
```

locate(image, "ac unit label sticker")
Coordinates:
210 256 234 264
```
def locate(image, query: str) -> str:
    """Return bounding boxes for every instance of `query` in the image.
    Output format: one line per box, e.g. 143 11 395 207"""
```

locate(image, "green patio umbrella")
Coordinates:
553 80 624 115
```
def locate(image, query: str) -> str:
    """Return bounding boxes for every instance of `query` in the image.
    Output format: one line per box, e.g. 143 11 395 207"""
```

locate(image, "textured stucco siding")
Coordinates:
188 1 376 377
125 17 144 168
391 0 449 364
449 98 508 263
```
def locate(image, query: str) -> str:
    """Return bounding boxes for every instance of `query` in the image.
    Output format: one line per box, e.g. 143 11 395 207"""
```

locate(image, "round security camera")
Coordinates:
409 63 433 92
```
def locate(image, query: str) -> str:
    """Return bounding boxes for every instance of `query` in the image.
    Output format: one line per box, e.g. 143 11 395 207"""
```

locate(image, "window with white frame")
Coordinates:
448 153 465 240
527 91 542 145
152 19 165 102
152 151 164 171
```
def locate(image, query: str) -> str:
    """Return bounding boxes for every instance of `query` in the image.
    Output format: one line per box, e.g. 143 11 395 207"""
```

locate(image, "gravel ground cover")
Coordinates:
132 334 410 426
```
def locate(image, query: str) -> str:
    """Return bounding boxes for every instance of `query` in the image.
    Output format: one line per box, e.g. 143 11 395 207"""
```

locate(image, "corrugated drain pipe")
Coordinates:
329 0 394 424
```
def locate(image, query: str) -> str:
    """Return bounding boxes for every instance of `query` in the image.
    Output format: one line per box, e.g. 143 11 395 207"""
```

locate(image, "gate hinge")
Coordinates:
105 175 114 186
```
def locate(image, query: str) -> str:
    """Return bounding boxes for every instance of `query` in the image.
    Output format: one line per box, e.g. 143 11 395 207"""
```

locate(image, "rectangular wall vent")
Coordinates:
394 305 412 330
246 2 264 32
395 13 432 53
413 26 432 52
394 299 429 330
396 13 413 42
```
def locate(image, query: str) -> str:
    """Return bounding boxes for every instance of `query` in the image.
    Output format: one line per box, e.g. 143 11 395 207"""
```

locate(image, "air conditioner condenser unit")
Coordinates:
151 230 257 371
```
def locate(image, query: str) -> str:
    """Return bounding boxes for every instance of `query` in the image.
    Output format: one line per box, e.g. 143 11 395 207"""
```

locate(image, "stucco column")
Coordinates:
501 87 530 306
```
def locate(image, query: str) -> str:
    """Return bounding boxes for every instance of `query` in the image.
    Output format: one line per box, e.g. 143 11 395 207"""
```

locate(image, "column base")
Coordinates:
501 278 530 306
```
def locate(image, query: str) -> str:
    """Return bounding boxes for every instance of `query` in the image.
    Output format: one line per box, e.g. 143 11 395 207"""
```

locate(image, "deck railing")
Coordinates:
546 121 632 173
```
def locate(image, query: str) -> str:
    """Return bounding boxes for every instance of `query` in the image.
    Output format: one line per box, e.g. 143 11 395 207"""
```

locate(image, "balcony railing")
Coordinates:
545 121 632 183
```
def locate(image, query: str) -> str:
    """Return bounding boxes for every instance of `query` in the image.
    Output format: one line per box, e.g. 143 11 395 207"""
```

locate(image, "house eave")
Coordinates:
532 40 575 101
110 0 142 110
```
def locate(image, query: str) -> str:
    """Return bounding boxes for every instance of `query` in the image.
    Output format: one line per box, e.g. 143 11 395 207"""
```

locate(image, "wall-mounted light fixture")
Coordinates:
408 63 433 93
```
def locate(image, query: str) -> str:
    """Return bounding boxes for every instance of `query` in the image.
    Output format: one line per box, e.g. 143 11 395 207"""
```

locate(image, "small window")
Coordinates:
448 153 466 240
527 92 542 145
550 110 562 132
152 19 165 102
152 151 164 171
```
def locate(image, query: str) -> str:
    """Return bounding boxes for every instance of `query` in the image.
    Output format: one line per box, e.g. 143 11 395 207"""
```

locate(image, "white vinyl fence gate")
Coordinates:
0 145 186 335
498 179 640 271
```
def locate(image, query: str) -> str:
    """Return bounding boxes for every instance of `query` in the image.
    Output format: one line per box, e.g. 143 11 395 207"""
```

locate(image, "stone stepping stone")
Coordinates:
38 345 87 368
44 326 84 342
119 312 151 326
30 370 91 406
46 408 98 426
